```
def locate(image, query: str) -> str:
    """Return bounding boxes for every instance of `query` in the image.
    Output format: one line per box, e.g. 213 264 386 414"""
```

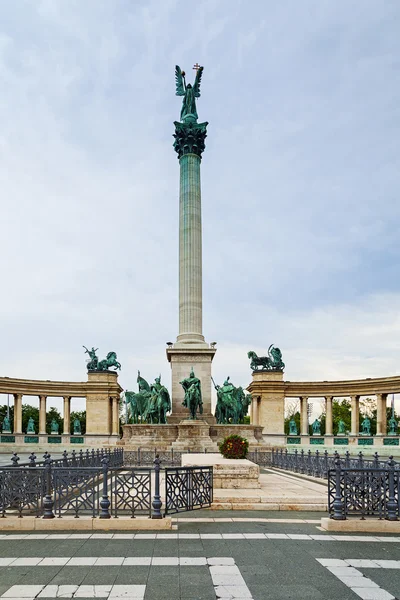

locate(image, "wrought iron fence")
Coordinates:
9 448 124 469
164 465 213 514
270 448 398 479
328 456 400 521
0 451 213 519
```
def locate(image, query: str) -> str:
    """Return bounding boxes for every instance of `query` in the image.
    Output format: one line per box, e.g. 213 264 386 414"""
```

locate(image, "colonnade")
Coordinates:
9 393 120 436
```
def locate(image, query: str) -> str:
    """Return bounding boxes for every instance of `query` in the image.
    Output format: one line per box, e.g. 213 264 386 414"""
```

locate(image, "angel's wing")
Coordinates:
193 66 203 98
175 65 185 96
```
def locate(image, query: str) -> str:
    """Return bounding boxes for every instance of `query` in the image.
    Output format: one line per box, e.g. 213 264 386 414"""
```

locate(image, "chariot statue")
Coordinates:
83 346 121 372
213 377 251 424
247 345 285 372
180 369 203 420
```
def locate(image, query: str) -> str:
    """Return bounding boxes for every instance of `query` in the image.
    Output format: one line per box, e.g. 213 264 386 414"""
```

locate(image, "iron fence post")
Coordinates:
42 454 55 519
386 456 398 521
373 452 380 469
345 451 350 468
307 450 312 476
300 449 305 474
315 450 320 477
323 450 328 479
294 449 298 472
152 454 162 519
11 452 19 467
332 458 345 520
358 451 364 469
99 458 111 519
28 453 36 467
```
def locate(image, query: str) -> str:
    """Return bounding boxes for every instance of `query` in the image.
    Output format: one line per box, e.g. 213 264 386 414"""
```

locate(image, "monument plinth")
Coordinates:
167 64 216 424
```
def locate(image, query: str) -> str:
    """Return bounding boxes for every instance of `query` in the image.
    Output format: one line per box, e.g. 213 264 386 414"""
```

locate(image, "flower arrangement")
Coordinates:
218 434 249 460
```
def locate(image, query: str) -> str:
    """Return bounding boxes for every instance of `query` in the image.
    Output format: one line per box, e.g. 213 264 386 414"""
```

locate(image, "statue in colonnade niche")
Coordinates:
289 419 298 435
83 346 121 372
388 416 398 435
213 377 251 424
337 419 346 434
180 368 203 420
2 415 11 432
247 345 285 372
50 419 59 434
73 418 81 435
26 417 35 434
361 416 371 435
312 419 321 435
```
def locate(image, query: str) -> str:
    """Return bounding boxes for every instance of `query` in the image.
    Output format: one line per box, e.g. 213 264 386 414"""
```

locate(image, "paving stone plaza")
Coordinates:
1 510 400 600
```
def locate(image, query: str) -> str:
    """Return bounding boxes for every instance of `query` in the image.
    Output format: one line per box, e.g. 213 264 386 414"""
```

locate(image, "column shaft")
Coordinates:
39 395 47 434
350 395 359 435
381 394 388 434
300 397 308 435
177 153 204 342
112 397 119 435
13 394 22 434
325 396 333 435
63 396 71 435
376 393 383 436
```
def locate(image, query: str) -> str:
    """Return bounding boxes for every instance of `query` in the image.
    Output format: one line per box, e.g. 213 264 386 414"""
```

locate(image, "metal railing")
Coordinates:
0 451 213 519
270 448 398 479
329 456 400 521
8 448 124 468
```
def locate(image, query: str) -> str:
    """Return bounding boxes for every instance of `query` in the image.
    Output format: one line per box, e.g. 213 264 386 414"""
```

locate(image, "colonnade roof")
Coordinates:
0 375 122 397
248 374 400 397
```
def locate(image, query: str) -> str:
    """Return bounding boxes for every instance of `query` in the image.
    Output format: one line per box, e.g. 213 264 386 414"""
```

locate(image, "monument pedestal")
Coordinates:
166 345 216 424
171 419 218 453
247 370 285 435
182 454 261 489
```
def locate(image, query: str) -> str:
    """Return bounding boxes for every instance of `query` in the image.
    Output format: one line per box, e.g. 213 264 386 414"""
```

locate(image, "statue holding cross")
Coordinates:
175 63 204 122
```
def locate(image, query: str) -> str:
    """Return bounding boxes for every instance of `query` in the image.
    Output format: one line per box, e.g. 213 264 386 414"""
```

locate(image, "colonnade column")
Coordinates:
350 395 360 435
63 396 71 435
300 396 308 435
325 396 333 436
251 397 259 425
13 393 22 434
39 395 47 435
381 393 388 435
111 396 119 435
376 393 384 436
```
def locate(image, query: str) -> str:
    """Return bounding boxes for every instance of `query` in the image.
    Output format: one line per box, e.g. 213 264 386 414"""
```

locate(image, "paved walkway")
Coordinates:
1 511 399 599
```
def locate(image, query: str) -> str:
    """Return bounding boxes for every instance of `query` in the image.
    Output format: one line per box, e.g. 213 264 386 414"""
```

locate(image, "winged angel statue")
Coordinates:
175 65 203 122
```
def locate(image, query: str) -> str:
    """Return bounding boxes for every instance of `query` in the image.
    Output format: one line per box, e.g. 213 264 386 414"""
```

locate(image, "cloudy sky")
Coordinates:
1 0 399 415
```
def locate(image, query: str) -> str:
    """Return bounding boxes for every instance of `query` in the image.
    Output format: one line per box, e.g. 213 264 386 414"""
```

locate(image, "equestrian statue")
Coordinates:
125 371 171 424
213 376 252 424
180 369 203 420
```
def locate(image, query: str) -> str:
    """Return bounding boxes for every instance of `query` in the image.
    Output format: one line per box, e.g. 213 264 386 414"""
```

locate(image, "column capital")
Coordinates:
173 120 208 159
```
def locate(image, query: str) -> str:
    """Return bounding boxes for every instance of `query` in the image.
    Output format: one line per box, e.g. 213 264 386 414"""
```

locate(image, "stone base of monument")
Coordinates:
119 422 265 452
182 454 261 489
171 420 218 453
118 425 178 450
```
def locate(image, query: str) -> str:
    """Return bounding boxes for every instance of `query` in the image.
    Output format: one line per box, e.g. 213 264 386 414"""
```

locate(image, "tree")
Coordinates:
70 411 86 434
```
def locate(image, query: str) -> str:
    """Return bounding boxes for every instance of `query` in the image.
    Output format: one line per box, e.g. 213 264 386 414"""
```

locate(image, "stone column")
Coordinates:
173 119 208 344
253 397 260 425
39 395 47 435
63 396 71 435
13 393 22 434
376 393 384 436
381 393 388 434
350 395 360 435
112 396 119 435
325 396 333 436
300 396 309 435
